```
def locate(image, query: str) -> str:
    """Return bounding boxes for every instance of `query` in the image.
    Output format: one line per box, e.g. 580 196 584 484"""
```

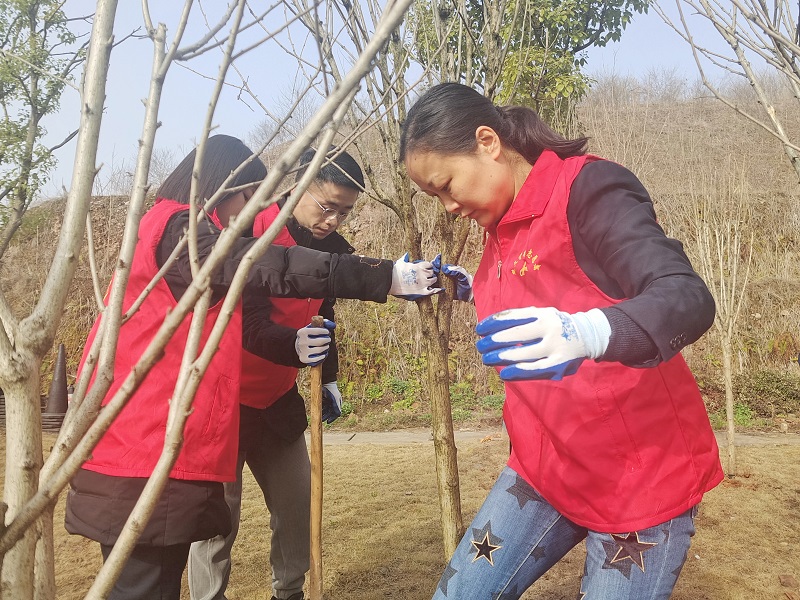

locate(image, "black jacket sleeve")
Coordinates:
236 219 355 381
241 293 305 368
568 160 715 367
156 211 393 303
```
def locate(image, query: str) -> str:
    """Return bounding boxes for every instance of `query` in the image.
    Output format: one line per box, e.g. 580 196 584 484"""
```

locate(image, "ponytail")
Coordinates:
401 83 587 164
495 106 587 163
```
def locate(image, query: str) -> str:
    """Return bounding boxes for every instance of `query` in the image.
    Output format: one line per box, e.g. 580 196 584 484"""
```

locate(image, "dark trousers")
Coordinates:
100 542 191 600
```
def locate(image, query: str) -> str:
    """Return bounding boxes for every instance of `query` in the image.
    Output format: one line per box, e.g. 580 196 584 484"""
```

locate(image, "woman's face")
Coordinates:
404 127 518 228
215 186 256 227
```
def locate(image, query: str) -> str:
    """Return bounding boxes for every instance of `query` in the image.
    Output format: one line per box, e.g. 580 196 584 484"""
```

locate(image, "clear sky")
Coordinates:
38 3 712 199
585 4 707 77
41 1 314 198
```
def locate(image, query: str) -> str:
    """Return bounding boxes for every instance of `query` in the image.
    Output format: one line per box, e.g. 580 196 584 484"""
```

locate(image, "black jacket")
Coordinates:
241 215 356 383
569 160 715 365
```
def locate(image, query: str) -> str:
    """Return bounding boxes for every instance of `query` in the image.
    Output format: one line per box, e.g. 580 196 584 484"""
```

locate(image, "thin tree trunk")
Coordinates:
402 188 463 557
423 318 463 558
33 507 56 600
722 341 736 476
0 2 119 597
422 269 466 560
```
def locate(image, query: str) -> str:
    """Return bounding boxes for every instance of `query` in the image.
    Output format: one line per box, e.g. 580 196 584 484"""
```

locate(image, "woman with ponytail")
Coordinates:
401 83 722 599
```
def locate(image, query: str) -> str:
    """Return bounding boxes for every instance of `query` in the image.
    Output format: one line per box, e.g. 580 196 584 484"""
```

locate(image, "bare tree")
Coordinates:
687 166 754 476
282 0 463 557
246 88 320 165
0 0 415 597
657 0 800 181
284 0 553 559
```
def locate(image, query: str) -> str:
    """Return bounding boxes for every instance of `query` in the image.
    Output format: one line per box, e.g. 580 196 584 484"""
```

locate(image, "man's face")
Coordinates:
293 180 359 239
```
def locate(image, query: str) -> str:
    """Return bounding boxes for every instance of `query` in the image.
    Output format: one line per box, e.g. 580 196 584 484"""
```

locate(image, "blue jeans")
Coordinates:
433 467 697 599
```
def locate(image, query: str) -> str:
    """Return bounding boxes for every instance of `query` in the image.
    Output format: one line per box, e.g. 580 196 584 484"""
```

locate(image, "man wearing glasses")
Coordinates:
188 147 364 600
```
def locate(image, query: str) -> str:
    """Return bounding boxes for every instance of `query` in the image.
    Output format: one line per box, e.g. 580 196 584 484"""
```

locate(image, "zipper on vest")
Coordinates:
485 229 502 280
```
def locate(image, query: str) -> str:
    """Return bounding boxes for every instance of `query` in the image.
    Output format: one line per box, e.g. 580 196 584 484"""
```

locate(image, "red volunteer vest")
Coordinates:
78 199 242 482
238 204 323 409
474 150 723 532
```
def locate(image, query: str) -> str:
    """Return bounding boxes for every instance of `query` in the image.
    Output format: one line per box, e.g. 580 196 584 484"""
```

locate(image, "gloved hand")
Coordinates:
295 319 335 366
475 306 611 381
388 253 443 300
322 382 343 424
432 255 474 302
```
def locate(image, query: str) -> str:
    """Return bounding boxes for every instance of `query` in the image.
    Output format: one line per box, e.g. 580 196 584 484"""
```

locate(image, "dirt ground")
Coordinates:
19 431 800 598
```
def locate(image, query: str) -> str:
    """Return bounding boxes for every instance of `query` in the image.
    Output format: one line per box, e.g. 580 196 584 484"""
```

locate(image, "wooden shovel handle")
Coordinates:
309 315 324 600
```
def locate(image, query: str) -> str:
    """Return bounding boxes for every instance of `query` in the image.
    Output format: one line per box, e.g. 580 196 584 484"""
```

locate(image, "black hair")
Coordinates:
295 146 365 191
399 82 588 164
156 134 267 205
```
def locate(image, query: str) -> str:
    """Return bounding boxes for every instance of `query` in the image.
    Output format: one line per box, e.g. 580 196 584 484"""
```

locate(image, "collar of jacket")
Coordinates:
278 195 356 255
494 149 565 229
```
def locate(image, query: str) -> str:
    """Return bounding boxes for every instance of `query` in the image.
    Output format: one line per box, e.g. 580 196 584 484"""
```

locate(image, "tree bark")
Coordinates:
1 372 44 599
33 508 56 600
422 309 464 557
0 2 118 598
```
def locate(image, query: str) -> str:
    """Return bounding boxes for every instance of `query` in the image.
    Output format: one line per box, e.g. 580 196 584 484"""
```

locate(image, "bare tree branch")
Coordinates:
660 0 800 179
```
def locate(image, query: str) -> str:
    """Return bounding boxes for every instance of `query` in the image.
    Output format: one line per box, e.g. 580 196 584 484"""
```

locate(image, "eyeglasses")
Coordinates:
305 190 351 223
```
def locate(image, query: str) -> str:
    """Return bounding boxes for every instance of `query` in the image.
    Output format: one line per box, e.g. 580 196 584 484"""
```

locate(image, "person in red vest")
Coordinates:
400 83 724 600
65 135 442 600
187 147 366 600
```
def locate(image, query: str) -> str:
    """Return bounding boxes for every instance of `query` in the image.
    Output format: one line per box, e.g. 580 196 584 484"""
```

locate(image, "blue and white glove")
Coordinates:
432 255 474 302
389 253 443 300
475 306 611 381
295 319 335 366
322 382 343 424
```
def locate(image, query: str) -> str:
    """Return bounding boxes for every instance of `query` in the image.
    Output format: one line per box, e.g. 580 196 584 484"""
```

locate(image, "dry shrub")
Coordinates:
579 73 800 408
1 195 128 388
733 369 800 418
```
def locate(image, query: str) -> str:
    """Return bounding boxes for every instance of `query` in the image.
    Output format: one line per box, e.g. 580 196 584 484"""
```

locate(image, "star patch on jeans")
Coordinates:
470 521 503 566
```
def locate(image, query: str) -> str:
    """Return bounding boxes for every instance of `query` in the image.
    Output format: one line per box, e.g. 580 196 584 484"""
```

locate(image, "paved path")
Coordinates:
317 428 496 445
315 428 800 446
